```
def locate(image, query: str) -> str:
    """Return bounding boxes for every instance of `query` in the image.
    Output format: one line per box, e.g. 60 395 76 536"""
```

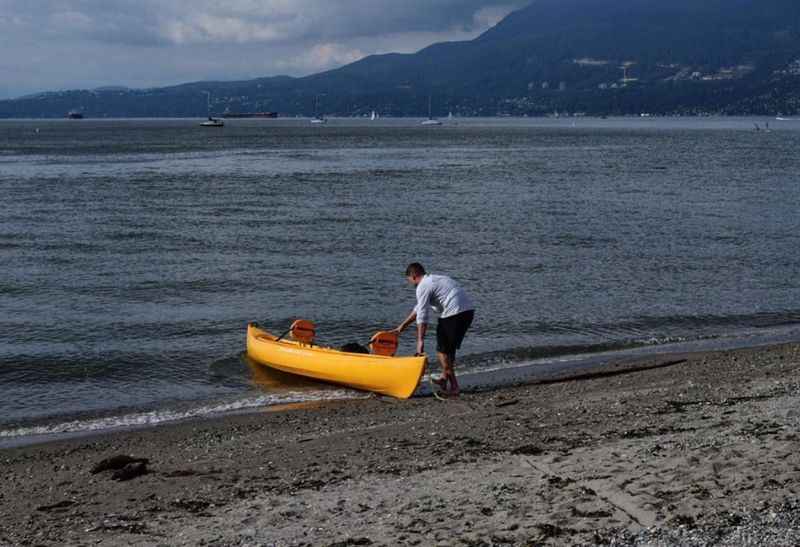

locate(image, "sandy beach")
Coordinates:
2 342 800 546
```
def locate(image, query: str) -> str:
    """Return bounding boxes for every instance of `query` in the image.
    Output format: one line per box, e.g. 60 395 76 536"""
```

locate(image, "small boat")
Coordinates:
200 116 224 127
421 94 442 126
246 322 426 399
200 90 224 127
311 94 327 124
370 110 378 121
66 110 84 119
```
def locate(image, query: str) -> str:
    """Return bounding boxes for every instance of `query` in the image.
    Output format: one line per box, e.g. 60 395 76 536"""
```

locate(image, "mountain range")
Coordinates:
3 0 800 118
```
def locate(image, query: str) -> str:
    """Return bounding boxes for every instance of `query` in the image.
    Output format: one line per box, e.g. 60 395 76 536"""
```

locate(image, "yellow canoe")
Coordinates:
246 323 427 399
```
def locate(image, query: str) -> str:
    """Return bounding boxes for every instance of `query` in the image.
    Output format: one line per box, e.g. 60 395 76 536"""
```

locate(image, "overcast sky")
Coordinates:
0 0 528 99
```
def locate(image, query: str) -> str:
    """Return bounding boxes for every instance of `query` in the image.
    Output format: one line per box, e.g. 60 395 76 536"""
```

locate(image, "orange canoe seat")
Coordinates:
290 319 316 345
369 331 399 357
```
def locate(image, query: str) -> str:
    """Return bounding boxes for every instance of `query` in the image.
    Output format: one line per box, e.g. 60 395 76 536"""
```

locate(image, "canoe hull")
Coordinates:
246 323 426 399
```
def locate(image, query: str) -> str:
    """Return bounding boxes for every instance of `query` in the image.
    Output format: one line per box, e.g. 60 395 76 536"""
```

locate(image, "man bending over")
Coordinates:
395 263 475 396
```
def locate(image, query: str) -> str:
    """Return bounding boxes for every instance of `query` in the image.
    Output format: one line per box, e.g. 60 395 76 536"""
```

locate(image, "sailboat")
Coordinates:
421 95 442 126
200 91 224 127
310 95 327 124
370 110 378 121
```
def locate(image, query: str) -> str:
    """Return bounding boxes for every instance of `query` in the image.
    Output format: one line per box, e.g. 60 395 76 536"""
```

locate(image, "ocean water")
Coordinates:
2 116 800 442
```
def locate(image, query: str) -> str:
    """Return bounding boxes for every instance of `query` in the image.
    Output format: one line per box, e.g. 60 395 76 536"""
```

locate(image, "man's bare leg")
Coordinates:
432 351 449 392
436 351 460 396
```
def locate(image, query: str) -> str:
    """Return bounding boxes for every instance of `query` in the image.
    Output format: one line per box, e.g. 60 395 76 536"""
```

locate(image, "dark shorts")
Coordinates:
436 310 474 357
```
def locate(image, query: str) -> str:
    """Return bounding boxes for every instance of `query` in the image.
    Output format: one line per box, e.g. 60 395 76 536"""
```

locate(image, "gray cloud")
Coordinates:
0 1 527 97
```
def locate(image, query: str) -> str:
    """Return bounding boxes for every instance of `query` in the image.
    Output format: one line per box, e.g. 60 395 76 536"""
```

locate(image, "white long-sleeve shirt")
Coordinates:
415 274 474 325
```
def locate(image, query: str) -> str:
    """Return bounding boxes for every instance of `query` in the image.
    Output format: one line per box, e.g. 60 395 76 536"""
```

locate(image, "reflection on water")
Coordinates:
243 353 334 392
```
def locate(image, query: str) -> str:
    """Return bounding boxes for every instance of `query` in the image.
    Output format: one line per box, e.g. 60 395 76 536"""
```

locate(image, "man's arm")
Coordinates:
397 279 431 354
396 310 428 355
415 323 427 356
396 310 417 333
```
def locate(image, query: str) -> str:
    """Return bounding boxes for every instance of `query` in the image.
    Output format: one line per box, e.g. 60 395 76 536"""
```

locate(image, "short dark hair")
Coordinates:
405 262 426 277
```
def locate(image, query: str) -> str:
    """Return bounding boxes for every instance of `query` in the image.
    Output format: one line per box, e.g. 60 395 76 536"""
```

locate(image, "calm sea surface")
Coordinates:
2 117 800 441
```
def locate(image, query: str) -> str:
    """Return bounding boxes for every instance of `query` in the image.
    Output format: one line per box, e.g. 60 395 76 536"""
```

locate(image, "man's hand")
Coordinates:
392 326 403 335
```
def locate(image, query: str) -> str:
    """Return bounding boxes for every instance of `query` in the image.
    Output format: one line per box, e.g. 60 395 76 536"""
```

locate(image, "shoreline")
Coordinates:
2 342 800 545
5 323 800 451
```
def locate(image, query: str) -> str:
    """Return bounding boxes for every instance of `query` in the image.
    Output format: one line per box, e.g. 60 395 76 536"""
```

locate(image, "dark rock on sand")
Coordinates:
511 444 543 456
91 454 149 474
111 461 148 481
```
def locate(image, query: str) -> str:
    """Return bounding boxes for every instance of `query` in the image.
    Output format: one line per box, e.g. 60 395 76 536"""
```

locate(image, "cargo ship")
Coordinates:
222 111 278 119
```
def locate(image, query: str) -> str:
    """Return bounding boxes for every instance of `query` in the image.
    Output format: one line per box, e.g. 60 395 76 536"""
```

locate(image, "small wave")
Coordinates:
0 390 368 441
489 311 800 341
458 331 729 373
0 283 33 296
460 340 645 370
37 241 104 252
104 230 167 242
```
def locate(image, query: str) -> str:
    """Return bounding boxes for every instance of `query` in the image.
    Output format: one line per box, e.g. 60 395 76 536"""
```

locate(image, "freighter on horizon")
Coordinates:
222 111 278 118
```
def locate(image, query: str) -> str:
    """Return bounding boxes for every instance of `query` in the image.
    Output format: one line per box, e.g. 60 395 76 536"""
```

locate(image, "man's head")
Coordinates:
404 262 426 286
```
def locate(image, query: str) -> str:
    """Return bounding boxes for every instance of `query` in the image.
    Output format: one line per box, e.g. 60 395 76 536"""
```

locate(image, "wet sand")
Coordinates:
2 342 800 546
